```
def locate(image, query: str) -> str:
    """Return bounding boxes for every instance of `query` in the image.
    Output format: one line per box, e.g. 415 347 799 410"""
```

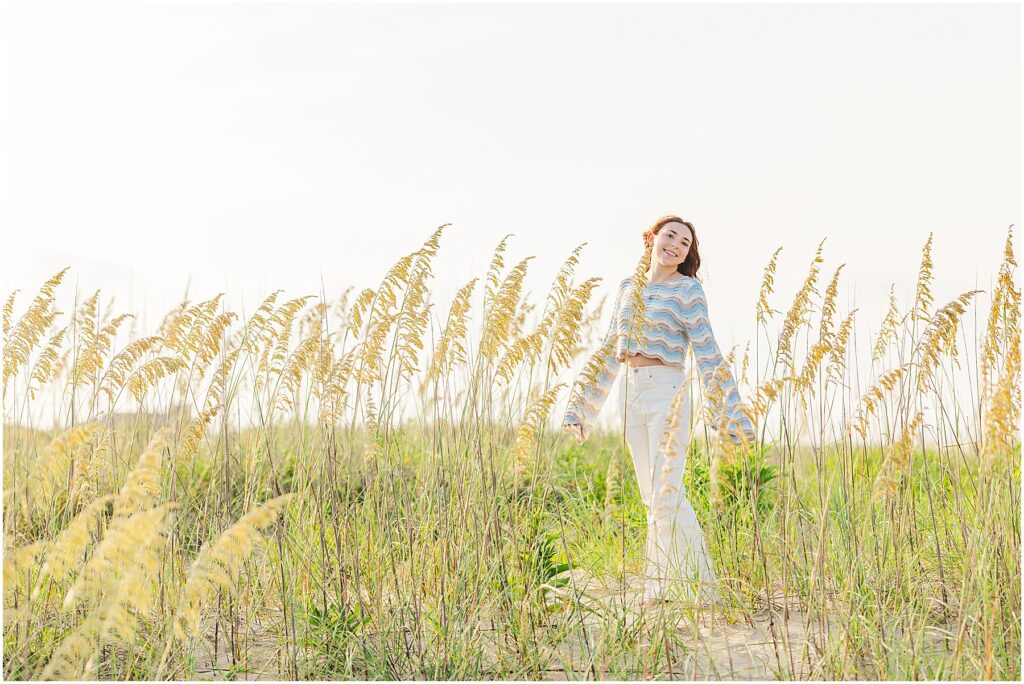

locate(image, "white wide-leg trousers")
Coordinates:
617 364 720 603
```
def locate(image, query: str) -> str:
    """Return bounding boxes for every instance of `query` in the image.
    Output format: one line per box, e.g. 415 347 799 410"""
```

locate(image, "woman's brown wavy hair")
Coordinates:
641 215 701 279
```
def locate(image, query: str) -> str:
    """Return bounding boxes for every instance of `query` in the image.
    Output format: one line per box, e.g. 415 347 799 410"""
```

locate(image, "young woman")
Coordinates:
561 215 755 608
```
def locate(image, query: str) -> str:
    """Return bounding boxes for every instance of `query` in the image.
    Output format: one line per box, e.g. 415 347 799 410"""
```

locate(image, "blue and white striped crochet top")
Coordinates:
562 274 755 445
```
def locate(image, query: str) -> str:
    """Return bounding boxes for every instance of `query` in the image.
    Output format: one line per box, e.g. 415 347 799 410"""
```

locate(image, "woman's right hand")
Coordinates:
562 422 584 444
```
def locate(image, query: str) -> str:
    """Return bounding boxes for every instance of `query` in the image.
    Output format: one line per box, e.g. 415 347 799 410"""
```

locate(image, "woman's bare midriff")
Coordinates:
625 352 666 368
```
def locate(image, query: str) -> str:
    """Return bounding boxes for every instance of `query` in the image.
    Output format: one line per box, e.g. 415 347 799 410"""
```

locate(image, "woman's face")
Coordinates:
650 222 693 269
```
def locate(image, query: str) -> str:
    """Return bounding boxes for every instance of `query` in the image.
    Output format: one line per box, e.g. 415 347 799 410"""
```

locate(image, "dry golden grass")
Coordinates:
2 225 1019 680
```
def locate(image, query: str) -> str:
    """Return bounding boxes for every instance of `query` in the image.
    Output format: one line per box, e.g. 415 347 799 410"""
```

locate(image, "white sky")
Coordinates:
1 2 1020 431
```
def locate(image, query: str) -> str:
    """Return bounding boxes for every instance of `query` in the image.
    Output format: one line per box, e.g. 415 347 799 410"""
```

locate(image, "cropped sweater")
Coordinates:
562 274 756 445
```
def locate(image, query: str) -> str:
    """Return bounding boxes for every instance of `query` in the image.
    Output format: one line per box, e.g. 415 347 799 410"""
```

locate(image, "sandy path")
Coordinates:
503 568 841 680
185 568 952 679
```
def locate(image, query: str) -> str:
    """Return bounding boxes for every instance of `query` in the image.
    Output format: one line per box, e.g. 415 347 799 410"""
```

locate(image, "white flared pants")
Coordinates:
617 364 720 603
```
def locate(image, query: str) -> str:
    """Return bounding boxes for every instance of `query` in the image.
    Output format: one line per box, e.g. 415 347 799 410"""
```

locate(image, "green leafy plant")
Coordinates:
519 510 570 613
718 442 779 516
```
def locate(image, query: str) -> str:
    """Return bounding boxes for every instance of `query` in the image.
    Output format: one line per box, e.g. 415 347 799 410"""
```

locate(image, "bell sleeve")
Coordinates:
678 280 756 445
562 282 626 444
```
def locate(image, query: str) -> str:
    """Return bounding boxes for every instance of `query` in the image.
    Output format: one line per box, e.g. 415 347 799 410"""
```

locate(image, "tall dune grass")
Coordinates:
2 224 1019 679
